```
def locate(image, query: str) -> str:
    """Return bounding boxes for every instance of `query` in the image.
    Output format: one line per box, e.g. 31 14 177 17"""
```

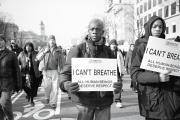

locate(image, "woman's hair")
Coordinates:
23 42 34 54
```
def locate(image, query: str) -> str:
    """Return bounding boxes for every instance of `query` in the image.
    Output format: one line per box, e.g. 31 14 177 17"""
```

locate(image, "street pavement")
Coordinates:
12 74 144 120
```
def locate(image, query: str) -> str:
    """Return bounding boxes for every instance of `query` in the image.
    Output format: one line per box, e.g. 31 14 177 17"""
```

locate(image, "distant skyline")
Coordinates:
0 0 106 48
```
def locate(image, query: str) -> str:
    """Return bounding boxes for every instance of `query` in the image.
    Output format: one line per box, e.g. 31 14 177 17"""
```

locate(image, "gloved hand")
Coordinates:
64 81 79 93
113 82 122 94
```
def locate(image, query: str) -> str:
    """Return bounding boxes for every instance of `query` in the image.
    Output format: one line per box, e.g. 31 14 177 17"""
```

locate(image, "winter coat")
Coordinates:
60 36 115 108
18 51 41 78
0 48 22 92
130 15 180 119
117 50 126 76
110 49 125 78
9 45 23 57
39 46 64 73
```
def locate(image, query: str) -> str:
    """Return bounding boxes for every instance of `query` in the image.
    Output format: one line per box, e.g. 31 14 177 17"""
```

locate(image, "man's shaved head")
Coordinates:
88 18 104 30
88 18 104 42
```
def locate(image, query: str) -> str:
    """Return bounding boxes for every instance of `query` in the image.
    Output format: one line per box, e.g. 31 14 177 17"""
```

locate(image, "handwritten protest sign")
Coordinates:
72 58 117 91
140 36 180 76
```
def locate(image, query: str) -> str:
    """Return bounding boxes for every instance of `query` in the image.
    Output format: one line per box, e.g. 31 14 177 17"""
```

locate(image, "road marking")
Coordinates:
11 92 17 99
23 101 45 118
54 89 61 115
60 118 76 120
33 109 54 119
13 112 22 120
12 91 24 104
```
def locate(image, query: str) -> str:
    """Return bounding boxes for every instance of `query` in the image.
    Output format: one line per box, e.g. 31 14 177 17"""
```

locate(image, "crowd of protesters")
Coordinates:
0 15 180 120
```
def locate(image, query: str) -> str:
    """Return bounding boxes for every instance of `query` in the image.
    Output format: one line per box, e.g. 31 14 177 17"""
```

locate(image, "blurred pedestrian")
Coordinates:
125 44 134 74
18 42 41 106
60 18 122 120
131 15 180 120
9 39 23 56
125 44 136 92
109 39 125 108
38 35 64 109
0 35 22 120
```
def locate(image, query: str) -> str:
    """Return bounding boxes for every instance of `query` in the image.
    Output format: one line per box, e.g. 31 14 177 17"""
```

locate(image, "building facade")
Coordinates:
0 20 19 41
135 0 180 40
17 30 47 49
105 0 135 44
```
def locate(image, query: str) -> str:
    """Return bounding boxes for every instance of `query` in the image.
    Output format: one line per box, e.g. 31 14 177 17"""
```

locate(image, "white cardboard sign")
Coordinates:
140 36 180 76
72 58 117 91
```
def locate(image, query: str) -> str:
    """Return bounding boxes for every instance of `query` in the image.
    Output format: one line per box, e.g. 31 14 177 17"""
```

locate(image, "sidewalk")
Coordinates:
60 75 144 120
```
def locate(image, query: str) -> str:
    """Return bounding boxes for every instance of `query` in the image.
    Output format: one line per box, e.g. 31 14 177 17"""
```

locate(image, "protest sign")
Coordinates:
140 36 180 76
72 58 117 91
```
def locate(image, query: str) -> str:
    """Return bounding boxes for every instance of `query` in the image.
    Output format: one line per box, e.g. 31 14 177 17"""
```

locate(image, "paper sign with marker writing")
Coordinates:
140 36 180 76
72 58 117 91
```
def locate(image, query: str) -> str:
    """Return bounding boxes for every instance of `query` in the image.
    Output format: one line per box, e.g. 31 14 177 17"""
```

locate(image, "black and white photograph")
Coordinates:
0 0 180 120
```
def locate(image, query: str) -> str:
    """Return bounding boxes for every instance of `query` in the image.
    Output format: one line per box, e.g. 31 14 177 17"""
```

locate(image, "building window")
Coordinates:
166 27 169 34
164 5 169 18
153 0 156 7
140 18 143 27
148 0 151 10
137 7 139 15
153 11 156 16
171 2 176 15
137 20 139 28
158 9 162 17
137 0 139 3
119 0 121 3
144 2 147 12
158 0 162 4
140 5 143 14
148 14 151 20
173 25 176 33
144 16 147 23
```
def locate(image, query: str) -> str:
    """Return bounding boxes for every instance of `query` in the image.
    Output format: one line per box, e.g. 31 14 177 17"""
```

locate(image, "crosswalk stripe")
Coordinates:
11 92 17 99
54 89 61 115
12 91 24 104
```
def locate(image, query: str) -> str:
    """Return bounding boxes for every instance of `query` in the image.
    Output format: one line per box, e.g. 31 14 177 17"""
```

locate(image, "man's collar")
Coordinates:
85 36 105 46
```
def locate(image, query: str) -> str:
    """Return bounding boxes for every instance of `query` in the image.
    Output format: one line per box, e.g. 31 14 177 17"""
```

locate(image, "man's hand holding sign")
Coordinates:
64 81 79 93
63 58 121 93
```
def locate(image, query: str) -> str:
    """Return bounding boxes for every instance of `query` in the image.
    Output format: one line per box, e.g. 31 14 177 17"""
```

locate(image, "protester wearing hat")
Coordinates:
109 39 125 108
0 35 22 120
38 35 64 109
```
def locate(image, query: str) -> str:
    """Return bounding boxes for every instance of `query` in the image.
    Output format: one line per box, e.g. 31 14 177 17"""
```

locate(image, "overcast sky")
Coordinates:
0 0 106 48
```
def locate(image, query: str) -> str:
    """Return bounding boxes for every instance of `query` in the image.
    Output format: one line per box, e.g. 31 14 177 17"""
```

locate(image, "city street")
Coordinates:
1 0 180 119
12 75 144 120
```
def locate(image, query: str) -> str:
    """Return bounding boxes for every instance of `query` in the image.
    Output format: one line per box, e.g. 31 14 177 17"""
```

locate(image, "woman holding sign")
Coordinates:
131 15 180 120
